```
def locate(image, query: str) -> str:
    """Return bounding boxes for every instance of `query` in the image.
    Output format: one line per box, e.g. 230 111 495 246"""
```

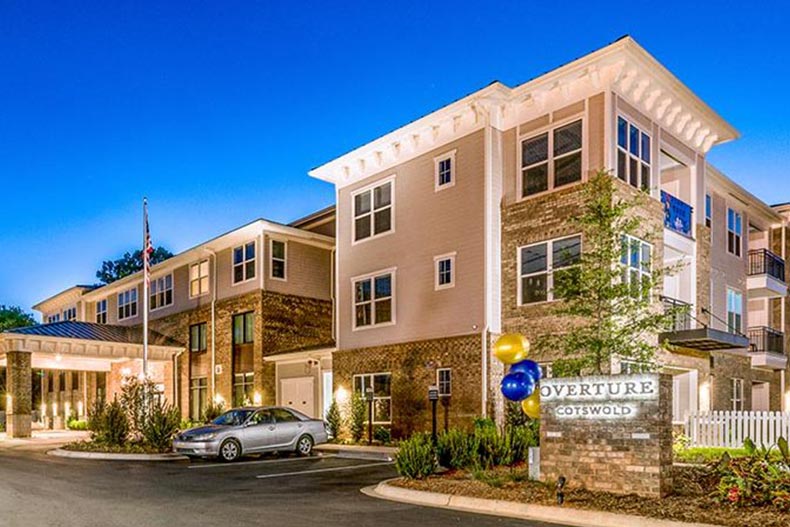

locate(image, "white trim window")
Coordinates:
270 239 287 280
117 287 138 321
62 306 77 321
731 378 744 411
150 274 174 311
518 235 581 304
434 253 456 290
621 235 652 297
353 179 394 242
521 119 583 198
617 116 651 190
189 260 210 298
353 373 392 424
353 270 394 329
705 194 712 228
434 150 456 191
727 288 743 334
232 241 256 284
95 299 107 324
727 208 742 257
437 368 452 397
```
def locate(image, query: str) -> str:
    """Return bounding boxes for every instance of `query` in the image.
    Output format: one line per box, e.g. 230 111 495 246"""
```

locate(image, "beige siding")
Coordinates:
337 129 487 349
264 237 332 300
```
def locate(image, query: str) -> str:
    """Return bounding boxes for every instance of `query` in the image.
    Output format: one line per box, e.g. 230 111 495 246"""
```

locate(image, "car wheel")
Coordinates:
219 439 242 462
296 435 313 456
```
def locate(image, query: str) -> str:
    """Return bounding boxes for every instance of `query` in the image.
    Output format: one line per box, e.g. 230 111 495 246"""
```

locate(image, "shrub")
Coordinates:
374 426 392 444
396 433 436 479
349 392 367 442
673 431 691 455
67 419 88 431
325 399 342 439
102 400 130 446
201 400 225 423
119 377 159 435
474 423 510 468
87 398 107 438
506 424 537 464
436 428 478 469
714 437 790 510
141 400 181 451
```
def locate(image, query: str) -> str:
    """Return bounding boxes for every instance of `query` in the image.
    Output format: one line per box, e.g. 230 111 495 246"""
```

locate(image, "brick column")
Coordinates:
6 350 32 438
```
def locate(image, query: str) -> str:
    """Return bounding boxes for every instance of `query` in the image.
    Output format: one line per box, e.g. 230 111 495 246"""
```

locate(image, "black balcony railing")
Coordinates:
748 326 785 354
748 249 786 282
662 296 692 332
661 190 693 238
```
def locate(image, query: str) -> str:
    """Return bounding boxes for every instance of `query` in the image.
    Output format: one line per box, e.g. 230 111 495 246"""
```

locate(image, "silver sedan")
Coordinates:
173 406 329 462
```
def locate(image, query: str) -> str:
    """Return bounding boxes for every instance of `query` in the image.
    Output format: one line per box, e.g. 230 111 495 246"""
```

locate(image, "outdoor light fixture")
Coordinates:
335 386 349 404
77 401 84 417
120 367 132 377
54 354 62 362
52 402 58 416
214 393 225 405
253 391 262 405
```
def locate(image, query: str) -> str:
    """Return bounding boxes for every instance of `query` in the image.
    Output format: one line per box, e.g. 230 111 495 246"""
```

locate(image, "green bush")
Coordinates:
201 400 225 423
349 392 367 442
474 423 510 468
714 437 790 510
99 400 130 446
374 426 392 444
141 400 181 452
119 377 159 435
396 433 436 479
67 419 88 431
506 424 536 464
325 399 342 439
436 428 478 469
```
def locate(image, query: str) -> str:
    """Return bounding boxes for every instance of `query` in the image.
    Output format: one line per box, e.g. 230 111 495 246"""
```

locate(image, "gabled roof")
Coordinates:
4 321 183 348
33 285 97 313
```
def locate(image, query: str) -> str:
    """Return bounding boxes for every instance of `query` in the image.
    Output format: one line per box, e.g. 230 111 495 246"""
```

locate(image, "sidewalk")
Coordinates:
315 442 397 461
0 430 89 452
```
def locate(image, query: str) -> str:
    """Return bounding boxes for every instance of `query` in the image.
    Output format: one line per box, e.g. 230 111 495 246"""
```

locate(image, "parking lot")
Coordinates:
0 445 558 527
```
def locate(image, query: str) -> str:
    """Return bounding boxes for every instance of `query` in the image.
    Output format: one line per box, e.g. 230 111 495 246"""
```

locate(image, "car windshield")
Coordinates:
212 409 255 427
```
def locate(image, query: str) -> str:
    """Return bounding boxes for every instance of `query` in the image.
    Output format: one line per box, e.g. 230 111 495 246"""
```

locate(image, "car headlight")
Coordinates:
190 433 217 441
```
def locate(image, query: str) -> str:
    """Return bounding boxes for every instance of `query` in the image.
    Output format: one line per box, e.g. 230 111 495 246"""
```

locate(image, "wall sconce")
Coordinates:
253 391 262 405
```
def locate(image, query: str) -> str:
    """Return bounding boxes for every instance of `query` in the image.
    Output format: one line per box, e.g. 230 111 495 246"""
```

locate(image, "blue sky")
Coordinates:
1 1 789 313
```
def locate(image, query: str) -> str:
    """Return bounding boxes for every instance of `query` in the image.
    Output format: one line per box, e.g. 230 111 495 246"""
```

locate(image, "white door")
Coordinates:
280 377 316 417
752 382 770 411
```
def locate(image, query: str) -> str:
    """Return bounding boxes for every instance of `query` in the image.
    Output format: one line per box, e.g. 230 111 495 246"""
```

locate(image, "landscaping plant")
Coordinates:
436 428 478 470
101 400 130 446
119 376 160 435
714 437 790 511
349 391 367 442
395 432 436 480
325 398 342 439
201 399 225 423
141 400 181 452
373 426 392 444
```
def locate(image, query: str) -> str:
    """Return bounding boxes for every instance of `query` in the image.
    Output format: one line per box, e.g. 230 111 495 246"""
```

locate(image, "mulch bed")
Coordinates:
63 440 170 455
392 465 788 527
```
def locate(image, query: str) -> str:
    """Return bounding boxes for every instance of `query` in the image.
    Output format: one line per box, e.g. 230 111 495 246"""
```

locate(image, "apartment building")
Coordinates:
309 36 790 436
2 212 335 434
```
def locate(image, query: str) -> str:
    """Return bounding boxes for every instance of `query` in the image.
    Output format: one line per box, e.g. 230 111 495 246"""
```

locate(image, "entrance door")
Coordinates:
280 377 315 417
752 382 770 411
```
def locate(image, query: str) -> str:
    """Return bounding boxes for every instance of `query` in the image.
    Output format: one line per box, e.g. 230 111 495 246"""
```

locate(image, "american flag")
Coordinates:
143 198 154 287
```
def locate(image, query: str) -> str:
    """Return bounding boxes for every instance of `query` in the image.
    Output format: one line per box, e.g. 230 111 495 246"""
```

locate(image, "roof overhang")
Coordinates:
707 165 784 229
0 332 180 362
263 347 335 364
33 285 95 313
660 327 750 352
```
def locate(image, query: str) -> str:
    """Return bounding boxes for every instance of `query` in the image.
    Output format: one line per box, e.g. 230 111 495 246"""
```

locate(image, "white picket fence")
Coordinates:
686 411 790 448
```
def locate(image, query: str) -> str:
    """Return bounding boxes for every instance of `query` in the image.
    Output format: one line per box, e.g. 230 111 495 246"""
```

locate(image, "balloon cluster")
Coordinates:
493 334 541 419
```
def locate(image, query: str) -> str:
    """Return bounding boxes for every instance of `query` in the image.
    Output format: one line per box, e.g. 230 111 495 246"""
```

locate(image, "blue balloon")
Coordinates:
500 371 535 402
510 360 542 383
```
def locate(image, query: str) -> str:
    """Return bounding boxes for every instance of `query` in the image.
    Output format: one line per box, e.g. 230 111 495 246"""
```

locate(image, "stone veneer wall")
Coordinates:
540 374 674 498
333 333 483 438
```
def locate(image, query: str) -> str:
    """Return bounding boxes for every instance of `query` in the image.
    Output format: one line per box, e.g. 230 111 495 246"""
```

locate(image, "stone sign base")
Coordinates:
539 373 673 498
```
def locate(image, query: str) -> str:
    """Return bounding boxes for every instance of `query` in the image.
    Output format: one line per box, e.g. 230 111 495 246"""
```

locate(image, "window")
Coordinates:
117 288 138 320
617 116 651 190
189 323 207 354
705 194 712 228
621 235 652 297
353 179 393 242
150 274 173 310
62 307 77 321
518 235 581 304
521 119 583 197
233 372 255 407
437 368 451 397
270 240 286 280
353 271 394 328
727 288 743 334
272 408 299 422
47 314 61 324
353 373 392 424
434 253 455 290
434 150 456 190
190 260 209 297
727 208 742 257
232 241 256 284
731 378 744 411
71 371 80 390
232 312 255 344
190 377 208 421
95 299 107 324
58 371 65 392
620 360 652 374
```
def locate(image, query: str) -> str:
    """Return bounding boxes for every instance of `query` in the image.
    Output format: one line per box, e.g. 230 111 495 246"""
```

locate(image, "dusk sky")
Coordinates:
2 1 789 314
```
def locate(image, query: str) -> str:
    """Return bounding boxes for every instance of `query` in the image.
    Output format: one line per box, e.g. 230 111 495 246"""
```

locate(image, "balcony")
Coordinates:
658 297 750 352
661 191 693 239
748 326 788 370
747 249 787 298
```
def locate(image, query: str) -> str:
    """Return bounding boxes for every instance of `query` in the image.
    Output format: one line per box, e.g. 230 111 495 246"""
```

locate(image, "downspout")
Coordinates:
205 248 218 401
481 325 489 417
173 349 184 413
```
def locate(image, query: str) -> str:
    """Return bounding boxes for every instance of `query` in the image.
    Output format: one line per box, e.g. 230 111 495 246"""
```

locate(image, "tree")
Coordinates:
96 247 173 284
0 305 36 332
544 170 686 376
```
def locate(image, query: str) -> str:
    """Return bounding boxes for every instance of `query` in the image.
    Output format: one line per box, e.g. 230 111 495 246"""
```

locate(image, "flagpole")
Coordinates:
143 197 149 379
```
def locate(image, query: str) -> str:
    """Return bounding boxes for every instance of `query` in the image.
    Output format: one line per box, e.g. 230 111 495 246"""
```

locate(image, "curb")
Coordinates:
314 445 395 462
362 479 724 527
47 448 189 462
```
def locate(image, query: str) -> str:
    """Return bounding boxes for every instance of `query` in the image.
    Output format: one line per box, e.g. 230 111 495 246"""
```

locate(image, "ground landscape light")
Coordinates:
335 386 349 404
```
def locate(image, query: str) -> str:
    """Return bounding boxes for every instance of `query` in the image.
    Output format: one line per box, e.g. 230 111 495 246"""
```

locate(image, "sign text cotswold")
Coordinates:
540 374 659 419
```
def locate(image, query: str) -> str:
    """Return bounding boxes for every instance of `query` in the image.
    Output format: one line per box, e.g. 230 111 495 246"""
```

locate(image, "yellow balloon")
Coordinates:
493 333 530 364
521 391 540 419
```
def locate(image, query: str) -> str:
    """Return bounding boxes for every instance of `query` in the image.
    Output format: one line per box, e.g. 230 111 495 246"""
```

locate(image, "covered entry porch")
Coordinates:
1 321 183 438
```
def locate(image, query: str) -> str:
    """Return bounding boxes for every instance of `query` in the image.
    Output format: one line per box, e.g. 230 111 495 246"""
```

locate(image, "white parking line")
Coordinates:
255 461 394 479
188 454 335 470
